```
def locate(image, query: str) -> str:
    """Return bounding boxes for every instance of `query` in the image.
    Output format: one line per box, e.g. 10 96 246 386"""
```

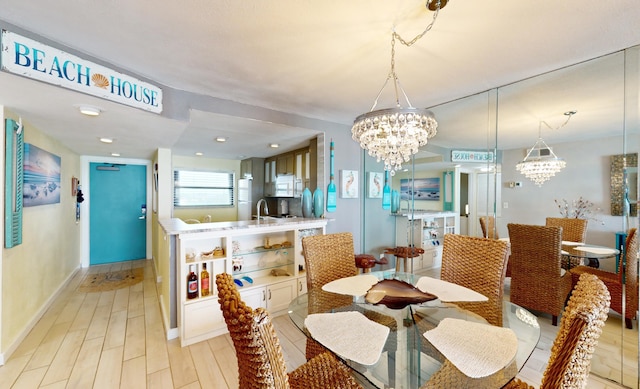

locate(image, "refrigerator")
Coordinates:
238 177 252 220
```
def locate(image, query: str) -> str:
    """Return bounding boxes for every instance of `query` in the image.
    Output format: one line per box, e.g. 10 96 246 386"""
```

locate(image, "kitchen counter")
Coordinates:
392 210 455 219
159 217 331 235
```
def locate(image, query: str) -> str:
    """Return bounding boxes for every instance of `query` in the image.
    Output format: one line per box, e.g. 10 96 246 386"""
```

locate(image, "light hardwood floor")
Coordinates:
0 259 630 388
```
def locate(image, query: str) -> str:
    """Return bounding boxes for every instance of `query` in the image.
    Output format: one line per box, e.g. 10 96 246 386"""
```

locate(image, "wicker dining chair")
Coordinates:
503 273 611 389
440 234 510 326
301 232 360 359
215 273 363 389
302 232 398 385
545 217 588 243
546 217 589 269
479 216 499 239
570 228 638 329
507 223 573 326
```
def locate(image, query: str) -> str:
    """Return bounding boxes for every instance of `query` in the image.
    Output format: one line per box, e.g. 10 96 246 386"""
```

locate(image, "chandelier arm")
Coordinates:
369 72 394 112
395 78 415 108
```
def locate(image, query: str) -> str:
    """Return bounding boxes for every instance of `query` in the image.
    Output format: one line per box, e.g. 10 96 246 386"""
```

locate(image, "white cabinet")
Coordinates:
239 279 296 312
266 279 297 312
175 219 327 346
240 287 267 309
395 212 458 270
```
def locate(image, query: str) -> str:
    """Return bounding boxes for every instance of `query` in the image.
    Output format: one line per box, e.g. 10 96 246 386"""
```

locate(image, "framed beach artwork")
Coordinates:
367 172 383 198
340 170 359 198
23 143 61 207
400 177 440 201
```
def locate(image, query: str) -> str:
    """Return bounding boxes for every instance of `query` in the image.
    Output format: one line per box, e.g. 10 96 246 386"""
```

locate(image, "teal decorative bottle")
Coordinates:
313 188 324 218
302 187 313 218
382 171 391 210
391 189 400 213
326 139 337 212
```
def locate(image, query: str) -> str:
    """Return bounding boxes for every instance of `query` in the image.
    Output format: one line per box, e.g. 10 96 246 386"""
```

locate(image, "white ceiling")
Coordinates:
0 0 638 160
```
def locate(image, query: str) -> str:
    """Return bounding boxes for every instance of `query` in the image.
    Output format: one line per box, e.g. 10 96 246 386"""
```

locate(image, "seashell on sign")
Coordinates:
91 73 109 89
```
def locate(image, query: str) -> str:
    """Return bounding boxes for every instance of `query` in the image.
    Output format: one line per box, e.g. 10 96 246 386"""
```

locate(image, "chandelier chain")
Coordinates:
393 1 441 47
352 0 443 176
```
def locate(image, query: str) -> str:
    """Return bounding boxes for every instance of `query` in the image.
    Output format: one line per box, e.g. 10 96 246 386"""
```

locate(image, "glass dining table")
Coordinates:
288 271 540 389
561 242 619 269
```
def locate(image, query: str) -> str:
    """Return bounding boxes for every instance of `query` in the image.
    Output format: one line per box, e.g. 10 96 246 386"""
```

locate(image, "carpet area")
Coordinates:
78 267 144 292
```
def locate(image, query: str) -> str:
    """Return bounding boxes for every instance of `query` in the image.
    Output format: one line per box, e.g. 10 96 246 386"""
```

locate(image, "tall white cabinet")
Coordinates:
394 211 458 270
171 218 327 346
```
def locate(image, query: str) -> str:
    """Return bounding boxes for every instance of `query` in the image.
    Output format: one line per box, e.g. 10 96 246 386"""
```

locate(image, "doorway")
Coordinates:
89 163 147 265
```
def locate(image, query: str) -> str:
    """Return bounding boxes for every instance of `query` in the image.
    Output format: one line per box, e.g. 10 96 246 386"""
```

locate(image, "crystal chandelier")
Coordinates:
352 1 446 176
516 111 576 187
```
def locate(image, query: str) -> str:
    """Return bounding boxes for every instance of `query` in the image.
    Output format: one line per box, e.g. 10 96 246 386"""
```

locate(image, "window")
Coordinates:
174 169 235 207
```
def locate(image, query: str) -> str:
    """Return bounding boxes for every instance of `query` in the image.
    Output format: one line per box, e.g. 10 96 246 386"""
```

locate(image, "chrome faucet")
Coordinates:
256 198 269 220
402 199 411 212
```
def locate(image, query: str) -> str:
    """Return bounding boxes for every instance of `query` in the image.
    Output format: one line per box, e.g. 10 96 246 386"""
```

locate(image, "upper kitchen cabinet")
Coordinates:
276 154 295 175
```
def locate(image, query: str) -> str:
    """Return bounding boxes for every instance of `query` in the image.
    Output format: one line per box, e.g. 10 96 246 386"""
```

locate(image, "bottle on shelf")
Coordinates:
200 263 210 297
187 264 198 299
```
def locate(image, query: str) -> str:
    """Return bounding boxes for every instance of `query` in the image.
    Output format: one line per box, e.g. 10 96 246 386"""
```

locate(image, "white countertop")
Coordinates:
392 210 456 218
159 217 330 235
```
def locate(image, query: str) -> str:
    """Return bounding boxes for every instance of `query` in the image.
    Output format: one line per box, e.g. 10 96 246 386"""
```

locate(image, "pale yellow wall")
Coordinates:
172 155 241 222
1 110 81 354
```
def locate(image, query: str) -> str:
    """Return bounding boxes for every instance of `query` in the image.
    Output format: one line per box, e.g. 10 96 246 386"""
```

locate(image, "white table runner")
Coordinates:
424 317 518 378
304 311 389 366
416 276 488 302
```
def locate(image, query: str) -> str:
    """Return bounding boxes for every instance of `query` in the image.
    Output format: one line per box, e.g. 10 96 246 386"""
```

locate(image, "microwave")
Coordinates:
275 174 302 198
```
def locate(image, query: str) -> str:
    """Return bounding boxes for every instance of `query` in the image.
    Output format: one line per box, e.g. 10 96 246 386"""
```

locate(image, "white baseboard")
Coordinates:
0 266 80 366
159 298 178 340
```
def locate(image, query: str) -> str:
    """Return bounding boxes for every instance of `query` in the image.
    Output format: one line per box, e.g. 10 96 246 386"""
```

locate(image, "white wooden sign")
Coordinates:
451 150 494 163
1 30 162 113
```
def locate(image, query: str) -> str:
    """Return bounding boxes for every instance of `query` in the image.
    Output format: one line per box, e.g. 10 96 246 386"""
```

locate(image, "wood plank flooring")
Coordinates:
0 259 632 388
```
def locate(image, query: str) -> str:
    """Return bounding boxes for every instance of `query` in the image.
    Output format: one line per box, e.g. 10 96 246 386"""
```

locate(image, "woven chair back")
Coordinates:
301 232 357 359
540 273 610 389
441 234 510 326
545 217 588 243
479 216 499 239
302 232 357 289
624 228 638 321
507 223 573 323
215 273 290 388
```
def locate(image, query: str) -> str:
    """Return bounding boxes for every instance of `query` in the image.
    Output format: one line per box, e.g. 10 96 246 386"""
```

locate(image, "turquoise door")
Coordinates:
89 163 146 264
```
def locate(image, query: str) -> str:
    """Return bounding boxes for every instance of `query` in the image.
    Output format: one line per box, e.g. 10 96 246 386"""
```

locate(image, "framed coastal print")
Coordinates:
400 177 440 201
23 143 61 207
340 170 359 198
367 171 383 198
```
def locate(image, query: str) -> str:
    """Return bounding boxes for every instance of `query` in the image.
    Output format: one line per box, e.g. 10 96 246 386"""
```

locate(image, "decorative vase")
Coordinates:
391 190 400 213
326 139 337 212
313 188 324 218
302 187 313 218
382 171 391 210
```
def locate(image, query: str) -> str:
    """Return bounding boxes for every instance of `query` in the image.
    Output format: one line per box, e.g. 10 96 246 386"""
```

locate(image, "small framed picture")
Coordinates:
367 172 383 198
340 170 359 198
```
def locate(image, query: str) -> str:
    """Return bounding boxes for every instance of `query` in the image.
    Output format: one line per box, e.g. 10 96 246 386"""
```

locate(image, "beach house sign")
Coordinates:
1 30 162 113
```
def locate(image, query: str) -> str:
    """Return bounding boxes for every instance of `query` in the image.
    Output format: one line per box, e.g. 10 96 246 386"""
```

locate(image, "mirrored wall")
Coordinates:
361 45 639 387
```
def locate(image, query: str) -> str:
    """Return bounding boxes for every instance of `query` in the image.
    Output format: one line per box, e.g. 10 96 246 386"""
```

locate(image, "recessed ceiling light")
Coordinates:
111 153 120 157
215 137 227 142
99 137 113 144
195 152 203 156
269 143 279 148
79 105 101 116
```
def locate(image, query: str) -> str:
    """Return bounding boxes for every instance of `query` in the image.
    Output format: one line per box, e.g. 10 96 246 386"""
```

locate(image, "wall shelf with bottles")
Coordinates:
173 219 327 346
